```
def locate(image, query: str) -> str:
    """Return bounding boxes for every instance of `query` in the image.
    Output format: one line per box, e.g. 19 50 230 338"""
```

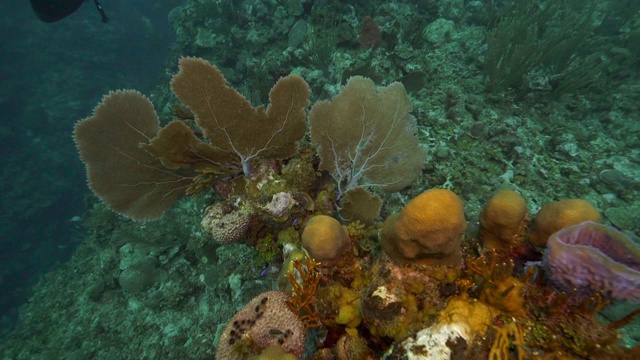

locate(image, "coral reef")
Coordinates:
437 295 498 340
263 192 296 219
395 322 470 360
467 253 526 317
4 1 640 359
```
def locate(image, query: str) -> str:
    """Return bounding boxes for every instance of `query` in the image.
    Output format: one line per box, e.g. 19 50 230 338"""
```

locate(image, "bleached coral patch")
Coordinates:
400 322 470 360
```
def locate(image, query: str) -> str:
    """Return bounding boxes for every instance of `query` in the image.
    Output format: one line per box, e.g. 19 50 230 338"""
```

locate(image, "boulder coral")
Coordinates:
479 189 528 251
544 221 640 301
216 291 306 359
301 215 350 267
528 198 600 247
381 189 466 266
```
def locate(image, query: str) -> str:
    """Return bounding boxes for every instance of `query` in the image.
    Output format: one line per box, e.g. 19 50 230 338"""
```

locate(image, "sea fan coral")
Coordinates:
74 57 310 221
73 91 195 221
308 75 426 198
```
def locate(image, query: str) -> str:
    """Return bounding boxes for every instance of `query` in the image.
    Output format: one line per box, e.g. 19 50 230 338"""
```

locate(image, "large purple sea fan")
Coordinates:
543 221 640 301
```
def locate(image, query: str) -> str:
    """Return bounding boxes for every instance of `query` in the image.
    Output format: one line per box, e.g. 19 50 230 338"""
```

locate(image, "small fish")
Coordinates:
259 263 269 277
292 218 299 226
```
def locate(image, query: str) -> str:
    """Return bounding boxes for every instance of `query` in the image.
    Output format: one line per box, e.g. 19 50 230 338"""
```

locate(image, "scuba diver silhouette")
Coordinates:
30 0 109 23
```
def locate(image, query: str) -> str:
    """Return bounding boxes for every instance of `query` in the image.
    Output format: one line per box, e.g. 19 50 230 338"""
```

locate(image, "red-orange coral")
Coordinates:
285 256 322 329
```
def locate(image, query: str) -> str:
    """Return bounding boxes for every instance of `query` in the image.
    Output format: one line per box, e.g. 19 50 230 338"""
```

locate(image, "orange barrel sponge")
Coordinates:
528 199 600 248
301 215 350 267
381 188 466 266
479 189 528 251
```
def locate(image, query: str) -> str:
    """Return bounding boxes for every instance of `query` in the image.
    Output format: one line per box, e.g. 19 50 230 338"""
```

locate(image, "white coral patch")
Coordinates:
404 323 470 360
371 285 398 306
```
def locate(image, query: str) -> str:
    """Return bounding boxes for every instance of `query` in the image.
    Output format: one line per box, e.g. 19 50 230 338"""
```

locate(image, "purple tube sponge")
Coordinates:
543 221 640 301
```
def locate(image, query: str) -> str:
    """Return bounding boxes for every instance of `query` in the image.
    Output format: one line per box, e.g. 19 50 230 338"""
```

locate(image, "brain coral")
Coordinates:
216 291 306 359
529 199 600 247
479 189 528 251
301 215 350 267
201 203 251 244
544 221 640 301
381 188 466 266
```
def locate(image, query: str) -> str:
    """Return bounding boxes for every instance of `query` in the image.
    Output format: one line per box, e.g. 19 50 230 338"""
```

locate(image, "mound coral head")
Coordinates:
381 188 466 266
543 221 640 301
